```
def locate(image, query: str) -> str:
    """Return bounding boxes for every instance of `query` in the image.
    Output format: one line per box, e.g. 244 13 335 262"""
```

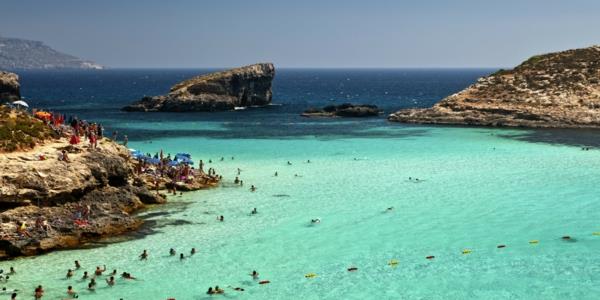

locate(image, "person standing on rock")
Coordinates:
123 135 128 147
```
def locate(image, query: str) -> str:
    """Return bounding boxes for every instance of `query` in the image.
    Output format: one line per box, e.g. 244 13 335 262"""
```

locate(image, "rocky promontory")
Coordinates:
389 46 600 128
0 137 166 259
123 63 275 112
0 71 20 103
302 103 381 118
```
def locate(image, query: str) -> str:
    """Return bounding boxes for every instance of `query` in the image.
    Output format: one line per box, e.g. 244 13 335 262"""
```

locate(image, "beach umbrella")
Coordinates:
12 100 29 108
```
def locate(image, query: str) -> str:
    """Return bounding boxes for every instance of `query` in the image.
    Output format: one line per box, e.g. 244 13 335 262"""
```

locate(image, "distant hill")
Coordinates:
0 36 103 70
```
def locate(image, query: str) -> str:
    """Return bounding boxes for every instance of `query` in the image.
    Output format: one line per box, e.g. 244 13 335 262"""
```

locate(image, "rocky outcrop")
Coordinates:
302 103 381 118
0 138 166 259
389 46 600 128
123 63 275 112
0 71 20 103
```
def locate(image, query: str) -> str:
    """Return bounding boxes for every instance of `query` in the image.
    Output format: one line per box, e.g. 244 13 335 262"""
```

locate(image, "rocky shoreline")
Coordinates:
0 135 218 259
389 46 600 128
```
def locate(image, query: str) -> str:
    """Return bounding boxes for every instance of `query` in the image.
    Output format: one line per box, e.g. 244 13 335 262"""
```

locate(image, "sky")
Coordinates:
1 0 599 68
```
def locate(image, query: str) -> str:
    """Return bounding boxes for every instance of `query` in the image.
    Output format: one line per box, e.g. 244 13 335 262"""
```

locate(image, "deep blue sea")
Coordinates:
4 69 600 299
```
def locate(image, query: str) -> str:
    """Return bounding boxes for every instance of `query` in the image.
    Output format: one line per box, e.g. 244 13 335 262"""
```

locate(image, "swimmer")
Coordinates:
311 218 321 224
67 285 77 297
214 286 224 294
191 248 196 255
287 161 292 165
81 271 89 280
180 253 185 260
234 177 240 184
34 285 44 299
217 215 224 222
87 282 95 292
89 278 96 289
386 207 394 212
251 270 259 280
94 265 106 276
237 168 241 175
121 272 136 280
233 287 245 291
220 157 224 161
11 293 16 300
240 180 243 186
209 159 212 163
139 249 148 260
307 160 311 163
66 269 74 279
274 171 278 176
110 269 117 276
106 276 115 286
8 267 15 275
250 185 256 192
251 208 258 214
169 248 176 256
231 156 234 160
206 287 214 295
74 261 81 269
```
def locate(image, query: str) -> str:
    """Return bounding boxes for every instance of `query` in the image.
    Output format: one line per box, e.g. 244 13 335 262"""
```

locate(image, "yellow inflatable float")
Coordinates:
462 249 472 254
305 273 317 279
529 240 539 244
388 259 399 267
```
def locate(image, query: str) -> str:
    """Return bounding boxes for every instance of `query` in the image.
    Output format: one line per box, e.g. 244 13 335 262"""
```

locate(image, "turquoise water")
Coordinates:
3 125 600 299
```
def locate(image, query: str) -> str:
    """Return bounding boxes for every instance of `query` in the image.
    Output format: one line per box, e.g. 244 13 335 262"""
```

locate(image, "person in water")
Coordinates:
67 286 77 298
250 185 256 192
139 249 148 260
251 208 258 214
191 248 196 255
106 276 115 286
8 267 15 275
87 282 95 292
10 292 16 300
121 272 136 280
81 271 88 280
110 269 117 276
169 248 176 256
218 215 224 222
206 287 214 295
66 269 74 279
214 286 224 294
287 161 292 165
251 270 259 280
180 253 185 260
311 218 321 223
234 177 240 184
274 171 278 176
74 261 81 269
34 285 44 299
94 265 106 276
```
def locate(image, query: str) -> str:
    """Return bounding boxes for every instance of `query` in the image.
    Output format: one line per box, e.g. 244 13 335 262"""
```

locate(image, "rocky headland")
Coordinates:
0 36 103 70
389 46 600 128
123 63 275 112
302 103 381 118
0 71 20 103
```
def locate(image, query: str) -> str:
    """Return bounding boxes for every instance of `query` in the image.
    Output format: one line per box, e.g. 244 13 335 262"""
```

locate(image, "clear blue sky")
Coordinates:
1 0 599 68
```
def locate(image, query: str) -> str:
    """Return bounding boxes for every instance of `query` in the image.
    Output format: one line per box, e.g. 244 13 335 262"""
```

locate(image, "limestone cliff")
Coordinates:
389 46 600 128
123 63 275 112
0 71 20 103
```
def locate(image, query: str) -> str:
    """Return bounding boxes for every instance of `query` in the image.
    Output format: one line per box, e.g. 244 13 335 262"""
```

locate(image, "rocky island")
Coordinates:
389 46 600 128
302 103 381 118
123 63 275 112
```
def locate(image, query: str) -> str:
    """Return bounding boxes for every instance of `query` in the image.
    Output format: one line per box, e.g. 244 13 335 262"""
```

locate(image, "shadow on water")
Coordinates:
498 128 600 148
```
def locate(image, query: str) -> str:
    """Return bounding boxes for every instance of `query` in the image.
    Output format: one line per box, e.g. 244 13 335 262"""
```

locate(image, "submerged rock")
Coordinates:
302 103 381 118
389 46 600 128
0 71 20 103
123 63 275 112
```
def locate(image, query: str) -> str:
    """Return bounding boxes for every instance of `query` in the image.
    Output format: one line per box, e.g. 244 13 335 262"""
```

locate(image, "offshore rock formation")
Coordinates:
123 63 275 112
0 36 103 70
0 71 20 103
389 46 600 128
302 103 381 117
0 138 165 259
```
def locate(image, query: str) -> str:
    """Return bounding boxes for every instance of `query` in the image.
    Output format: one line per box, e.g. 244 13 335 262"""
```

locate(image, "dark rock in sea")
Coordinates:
123 63 275 112
302 103 381 118
0 71 20 103
389 45 600 128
